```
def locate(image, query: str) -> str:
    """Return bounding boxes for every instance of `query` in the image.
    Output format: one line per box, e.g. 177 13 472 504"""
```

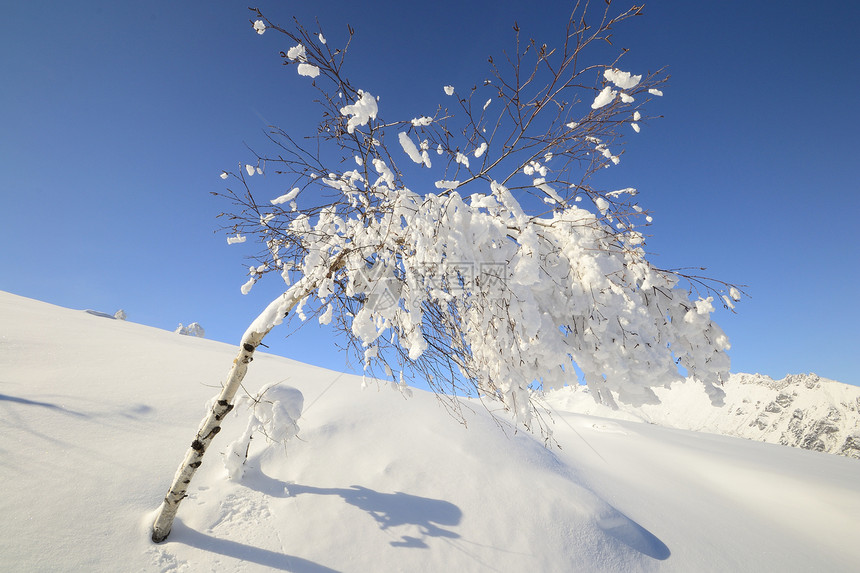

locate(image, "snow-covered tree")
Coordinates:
152 2 741 542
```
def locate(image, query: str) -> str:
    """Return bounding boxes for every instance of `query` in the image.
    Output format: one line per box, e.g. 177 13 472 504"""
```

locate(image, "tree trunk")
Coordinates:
151 283 309 543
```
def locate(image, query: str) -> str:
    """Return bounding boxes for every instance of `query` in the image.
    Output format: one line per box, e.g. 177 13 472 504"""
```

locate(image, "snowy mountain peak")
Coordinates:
544 372 860 459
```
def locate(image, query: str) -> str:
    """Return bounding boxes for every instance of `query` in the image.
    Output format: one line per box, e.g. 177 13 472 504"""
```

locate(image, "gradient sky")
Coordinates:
2 1 858 387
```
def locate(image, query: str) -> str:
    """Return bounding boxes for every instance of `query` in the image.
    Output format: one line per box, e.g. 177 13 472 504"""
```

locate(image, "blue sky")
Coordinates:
2 1 858 387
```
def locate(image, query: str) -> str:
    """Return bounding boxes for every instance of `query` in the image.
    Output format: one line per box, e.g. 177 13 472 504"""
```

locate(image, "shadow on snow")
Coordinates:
0 393 86 417
166 519 341 573
245 467 462 548
596 512 671 560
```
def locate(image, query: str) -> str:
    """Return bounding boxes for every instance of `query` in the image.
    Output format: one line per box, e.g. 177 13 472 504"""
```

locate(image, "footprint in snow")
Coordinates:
590 422 628 435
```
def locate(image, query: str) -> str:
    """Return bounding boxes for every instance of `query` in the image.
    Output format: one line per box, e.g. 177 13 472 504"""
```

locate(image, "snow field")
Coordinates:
1 291 859 572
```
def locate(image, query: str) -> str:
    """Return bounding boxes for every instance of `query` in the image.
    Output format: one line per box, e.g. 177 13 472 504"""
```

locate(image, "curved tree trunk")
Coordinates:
151 282 310 543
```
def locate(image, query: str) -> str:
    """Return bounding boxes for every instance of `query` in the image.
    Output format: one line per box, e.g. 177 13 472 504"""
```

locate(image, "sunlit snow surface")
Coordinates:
1 290 858 572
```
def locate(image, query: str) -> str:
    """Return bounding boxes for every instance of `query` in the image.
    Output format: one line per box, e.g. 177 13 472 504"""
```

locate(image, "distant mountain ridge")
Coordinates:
544 372 860 459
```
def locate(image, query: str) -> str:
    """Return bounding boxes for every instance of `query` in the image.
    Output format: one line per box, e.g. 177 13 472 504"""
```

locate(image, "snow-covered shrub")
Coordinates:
175 322 205 338
223 384 304 481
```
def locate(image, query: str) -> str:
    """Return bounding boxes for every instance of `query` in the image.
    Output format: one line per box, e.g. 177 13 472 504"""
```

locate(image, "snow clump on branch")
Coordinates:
340 91 378 134
285 43 320 78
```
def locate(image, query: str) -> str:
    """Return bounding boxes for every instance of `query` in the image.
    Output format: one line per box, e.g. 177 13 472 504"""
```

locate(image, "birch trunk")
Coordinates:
151 283 309 543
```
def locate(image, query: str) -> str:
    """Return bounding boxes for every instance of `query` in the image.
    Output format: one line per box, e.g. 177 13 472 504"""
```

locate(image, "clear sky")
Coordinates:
2 1 858 387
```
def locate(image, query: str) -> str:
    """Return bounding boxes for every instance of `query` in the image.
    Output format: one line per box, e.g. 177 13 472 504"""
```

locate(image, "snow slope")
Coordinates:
2 291 859 572
544 373 860 459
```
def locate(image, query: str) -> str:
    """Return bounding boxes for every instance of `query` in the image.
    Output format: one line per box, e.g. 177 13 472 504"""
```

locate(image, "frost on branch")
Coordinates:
221 2 742 434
